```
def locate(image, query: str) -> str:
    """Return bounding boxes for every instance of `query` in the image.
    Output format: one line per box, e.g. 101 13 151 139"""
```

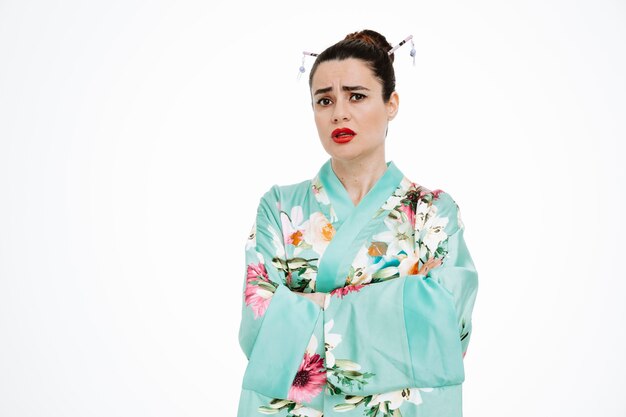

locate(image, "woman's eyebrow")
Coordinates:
313 85 371 96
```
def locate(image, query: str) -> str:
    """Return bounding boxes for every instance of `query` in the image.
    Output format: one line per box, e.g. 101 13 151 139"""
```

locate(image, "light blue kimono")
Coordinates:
238 158 478 417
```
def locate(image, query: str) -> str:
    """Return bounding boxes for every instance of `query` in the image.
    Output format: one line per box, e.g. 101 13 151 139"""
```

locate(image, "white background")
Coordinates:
1 1 625 416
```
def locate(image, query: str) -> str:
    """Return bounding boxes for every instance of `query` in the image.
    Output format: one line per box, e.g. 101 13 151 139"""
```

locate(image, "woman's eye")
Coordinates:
351 93 366 101
317 98 332 106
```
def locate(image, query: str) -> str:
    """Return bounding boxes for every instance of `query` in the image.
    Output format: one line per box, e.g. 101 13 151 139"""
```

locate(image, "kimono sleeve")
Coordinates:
323 192 478 394
427 196 479 358
238 187 323 399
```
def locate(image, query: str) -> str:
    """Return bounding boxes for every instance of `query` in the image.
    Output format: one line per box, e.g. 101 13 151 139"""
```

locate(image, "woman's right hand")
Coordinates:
417 257 443 276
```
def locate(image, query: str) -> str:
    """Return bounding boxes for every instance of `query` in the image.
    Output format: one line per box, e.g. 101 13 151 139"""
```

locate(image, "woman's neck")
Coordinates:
330 153 388 206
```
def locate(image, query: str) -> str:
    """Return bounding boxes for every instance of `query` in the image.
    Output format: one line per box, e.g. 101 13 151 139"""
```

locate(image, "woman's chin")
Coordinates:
323 145 355 157
325 143 384 160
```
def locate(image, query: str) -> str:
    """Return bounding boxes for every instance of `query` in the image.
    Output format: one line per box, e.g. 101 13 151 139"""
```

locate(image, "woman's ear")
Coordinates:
387 91 400 121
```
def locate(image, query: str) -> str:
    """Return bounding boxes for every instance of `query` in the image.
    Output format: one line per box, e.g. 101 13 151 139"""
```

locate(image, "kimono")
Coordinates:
237 158 478 417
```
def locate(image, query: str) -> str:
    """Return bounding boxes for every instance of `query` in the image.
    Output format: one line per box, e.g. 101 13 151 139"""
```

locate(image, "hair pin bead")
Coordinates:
298 35 415 80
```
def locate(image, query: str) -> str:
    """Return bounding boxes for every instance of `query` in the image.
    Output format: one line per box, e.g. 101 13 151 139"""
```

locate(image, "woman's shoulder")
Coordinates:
409 183 464 234
431 189 464 233
257 179 313 211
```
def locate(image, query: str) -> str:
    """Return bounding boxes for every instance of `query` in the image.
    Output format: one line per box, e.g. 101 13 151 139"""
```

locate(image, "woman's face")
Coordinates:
310 57 399 163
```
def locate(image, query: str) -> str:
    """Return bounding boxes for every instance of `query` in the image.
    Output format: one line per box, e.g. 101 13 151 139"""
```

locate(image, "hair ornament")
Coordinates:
389 35 416 66
387 34 414 57
297 51 319 81
297 34 415 80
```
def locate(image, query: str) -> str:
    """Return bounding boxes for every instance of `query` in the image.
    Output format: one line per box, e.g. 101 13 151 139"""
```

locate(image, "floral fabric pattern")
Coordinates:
238 160 478 417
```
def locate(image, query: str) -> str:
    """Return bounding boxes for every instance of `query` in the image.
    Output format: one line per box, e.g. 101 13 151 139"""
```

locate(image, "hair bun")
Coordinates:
345 29 394 63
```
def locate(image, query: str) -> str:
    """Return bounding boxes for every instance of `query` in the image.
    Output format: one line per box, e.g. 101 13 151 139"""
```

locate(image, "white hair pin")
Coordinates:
297 34 415 80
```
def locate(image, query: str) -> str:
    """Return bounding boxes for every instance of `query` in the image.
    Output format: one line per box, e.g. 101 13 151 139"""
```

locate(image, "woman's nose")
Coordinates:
332 99 350 122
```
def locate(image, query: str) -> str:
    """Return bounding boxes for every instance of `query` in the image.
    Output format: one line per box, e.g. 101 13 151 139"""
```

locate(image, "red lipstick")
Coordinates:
332 128 356 144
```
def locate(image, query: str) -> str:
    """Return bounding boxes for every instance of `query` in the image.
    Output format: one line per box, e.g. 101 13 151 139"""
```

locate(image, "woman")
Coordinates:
237 29 478 417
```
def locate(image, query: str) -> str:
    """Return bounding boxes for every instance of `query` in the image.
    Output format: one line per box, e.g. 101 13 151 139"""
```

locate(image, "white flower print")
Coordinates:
311 180 338 223
380 177 412 211
397 249 421 277
290 405 323 417
281 205 307 254
346 245 380 285
258 400 323 416
300 267 318 291
268 224 286 258
328 205 339 223
414 200 436 234
372 216 414 257
413 200 449 253
324 319 342 368
246 221 256 251
422 215 449 253
368 387 434 410
302 212 335 255
312 180 330 205
380 194 403 212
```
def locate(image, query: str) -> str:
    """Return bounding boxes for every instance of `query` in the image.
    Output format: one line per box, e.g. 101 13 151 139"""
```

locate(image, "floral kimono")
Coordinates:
238 158 478 417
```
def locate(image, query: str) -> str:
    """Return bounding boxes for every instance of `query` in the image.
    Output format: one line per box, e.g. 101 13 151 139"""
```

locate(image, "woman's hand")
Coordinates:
294 291 327 309
417 257 443 276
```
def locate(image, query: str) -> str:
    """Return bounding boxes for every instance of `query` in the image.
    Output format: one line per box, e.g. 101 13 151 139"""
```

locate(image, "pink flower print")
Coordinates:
330 284 365 298
288 352 326 403
399 203 415 229
431 189 444 199
418 188 445 200
244 263 275 319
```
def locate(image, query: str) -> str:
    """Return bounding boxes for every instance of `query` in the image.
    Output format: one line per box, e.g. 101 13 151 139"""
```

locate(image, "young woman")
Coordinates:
237 29 479 417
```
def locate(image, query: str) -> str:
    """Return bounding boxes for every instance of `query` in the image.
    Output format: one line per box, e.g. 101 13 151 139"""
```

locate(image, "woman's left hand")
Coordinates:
294 291 327 309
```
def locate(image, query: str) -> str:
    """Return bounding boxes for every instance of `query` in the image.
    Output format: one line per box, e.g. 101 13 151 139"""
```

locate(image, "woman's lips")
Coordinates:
332 128 356 144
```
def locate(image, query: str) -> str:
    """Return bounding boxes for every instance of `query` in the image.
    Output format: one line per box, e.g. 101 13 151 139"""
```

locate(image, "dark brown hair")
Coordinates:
308 29 396 103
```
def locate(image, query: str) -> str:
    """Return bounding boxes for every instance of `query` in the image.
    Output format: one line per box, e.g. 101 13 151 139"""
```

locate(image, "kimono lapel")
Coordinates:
312 158 405 293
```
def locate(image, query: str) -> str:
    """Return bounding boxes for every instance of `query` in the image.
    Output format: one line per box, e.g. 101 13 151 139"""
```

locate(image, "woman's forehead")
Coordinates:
311 58 379 90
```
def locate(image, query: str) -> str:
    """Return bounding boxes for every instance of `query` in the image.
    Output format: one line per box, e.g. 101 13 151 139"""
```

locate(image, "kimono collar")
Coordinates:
317 158 404 223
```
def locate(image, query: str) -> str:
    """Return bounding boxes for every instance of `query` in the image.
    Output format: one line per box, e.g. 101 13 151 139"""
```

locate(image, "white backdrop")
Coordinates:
1 1 625 416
